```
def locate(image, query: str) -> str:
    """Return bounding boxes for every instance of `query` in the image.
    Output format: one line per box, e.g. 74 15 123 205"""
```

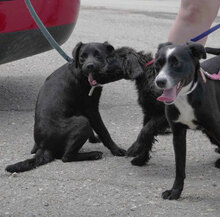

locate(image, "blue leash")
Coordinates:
191 23 220 81
24 0 73 63
25 0 219 63
191 23 220 42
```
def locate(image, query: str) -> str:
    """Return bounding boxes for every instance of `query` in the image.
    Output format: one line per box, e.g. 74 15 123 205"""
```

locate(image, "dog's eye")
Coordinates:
169 56 180 67
79 57 84 63
79 53 88 63
106 56 115 63
94 51 102 59
81 53 88 58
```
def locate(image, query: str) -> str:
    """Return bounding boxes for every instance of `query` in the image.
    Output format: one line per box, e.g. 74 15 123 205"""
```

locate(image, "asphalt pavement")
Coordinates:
0 1 220 216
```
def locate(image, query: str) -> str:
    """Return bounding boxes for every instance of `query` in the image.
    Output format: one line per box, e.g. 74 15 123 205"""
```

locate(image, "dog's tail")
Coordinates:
5 149 54 173
205 47 220 55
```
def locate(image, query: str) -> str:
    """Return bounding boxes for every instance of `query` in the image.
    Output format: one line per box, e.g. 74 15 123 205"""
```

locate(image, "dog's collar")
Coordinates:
180 68 204 97
145 59 155 67
180 81 198 97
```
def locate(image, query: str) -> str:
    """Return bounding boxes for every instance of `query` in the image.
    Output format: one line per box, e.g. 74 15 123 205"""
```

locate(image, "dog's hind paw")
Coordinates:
111 147 126 156
215 158 220 168
162 189 182 200
131 157 146 166
92 151 103 160
5 165 14 173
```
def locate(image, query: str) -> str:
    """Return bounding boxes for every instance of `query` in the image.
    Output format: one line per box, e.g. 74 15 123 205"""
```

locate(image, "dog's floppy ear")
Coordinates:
187 42 206 60
104 41 114 53
72 42 83 68
124 53 143 79
157 42 173 51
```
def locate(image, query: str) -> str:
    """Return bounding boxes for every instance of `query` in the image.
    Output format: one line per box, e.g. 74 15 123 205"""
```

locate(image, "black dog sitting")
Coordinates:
6 42 125 173
154 42 220 200
92 47 170 166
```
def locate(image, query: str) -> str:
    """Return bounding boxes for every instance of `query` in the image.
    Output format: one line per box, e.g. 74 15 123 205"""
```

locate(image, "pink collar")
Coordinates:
145 59 155 67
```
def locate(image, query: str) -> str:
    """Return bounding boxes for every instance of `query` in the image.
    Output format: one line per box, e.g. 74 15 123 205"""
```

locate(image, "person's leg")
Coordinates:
168 0 220 45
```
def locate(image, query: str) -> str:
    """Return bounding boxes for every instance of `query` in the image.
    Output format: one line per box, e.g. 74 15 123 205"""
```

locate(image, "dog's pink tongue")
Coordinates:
157 85 177 103
88 73 98 86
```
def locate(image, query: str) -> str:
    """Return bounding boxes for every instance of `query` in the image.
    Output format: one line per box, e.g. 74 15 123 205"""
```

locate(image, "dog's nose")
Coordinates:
156 78 167 88
86 63 95 70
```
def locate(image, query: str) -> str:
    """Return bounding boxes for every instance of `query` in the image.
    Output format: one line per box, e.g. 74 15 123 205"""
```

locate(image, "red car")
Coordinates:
0 0 80 65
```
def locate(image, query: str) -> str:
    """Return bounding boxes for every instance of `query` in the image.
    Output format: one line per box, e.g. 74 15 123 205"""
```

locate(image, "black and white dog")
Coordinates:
154 42 220 200
6 42 125 173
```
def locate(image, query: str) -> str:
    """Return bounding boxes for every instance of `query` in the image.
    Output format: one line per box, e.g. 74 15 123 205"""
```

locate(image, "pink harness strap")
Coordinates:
202 69 220 80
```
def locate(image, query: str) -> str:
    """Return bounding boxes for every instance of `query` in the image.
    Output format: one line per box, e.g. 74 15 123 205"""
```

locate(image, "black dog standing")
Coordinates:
92 47 170 166
155 42 220 200
6 42 125 173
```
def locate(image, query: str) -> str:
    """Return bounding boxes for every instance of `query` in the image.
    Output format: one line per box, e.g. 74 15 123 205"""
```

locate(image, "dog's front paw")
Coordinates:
89 135 100 143
111 147 126 156
162 189 182 200
215 147 220 154
62 156 71 162
131 156 146 166
126 141 143 157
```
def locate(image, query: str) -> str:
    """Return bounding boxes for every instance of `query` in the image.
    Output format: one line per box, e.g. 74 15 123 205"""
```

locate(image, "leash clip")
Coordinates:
88 86 96 96
88 84 103 96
